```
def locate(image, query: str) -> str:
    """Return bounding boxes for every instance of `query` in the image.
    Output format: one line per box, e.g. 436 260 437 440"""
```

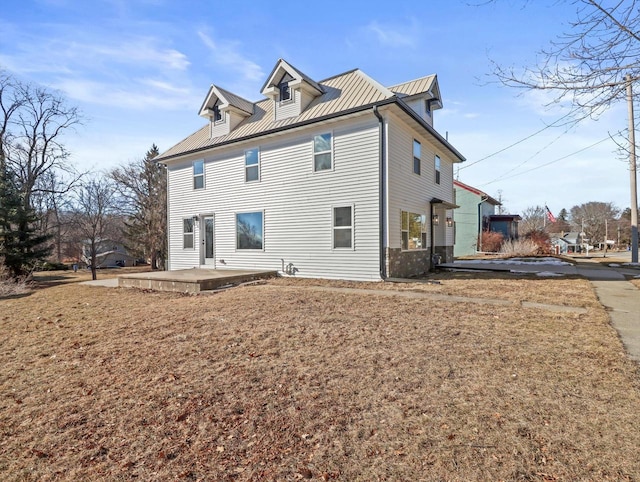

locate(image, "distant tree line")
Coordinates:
0 69 167 283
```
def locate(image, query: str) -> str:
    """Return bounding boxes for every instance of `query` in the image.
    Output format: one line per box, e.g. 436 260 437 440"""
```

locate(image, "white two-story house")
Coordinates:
157 59 465 281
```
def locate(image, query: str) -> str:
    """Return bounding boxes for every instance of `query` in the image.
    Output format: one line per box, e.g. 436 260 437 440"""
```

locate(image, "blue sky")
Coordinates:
1 0 633 215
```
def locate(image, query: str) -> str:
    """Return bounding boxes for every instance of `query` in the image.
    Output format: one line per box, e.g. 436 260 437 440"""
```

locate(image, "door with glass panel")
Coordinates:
201 215 215 267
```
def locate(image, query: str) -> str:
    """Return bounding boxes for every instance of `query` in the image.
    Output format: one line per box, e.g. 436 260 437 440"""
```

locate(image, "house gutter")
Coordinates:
373 105 387 280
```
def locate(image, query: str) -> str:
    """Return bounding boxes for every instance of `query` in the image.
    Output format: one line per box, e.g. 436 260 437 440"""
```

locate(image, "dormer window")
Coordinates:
278 73 294 103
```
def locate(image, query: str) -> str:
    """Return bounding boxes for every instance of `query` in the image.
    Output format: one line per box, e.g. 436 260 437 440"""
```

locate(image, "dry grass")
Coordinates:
1 273 640 481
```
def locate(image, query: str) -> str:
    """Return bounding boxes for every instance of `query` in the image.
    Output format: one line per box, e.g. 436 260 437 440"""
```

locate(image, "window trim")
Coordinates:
278 72 294 104
193 160 205 190
244 148 260 183
183 218 195 250
235 210 264 251
435 155 441 185
401 210 428 251
413 139 421 175
313 132 334 173
332 204 354 250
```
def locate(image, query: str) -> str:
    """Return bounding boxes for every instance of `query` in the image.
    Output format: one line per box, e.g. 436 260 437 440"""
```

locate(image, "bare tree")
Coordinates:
0 69 82 273
570 201 620 248
72 176 118 280
486 0 639 259
491 1 640 121
110 144 167 269
519 206 547 235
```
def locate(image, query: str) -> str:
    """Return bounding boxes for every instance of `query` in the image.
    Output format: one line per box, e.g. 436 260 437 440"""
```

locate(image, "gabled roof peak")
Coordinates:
261 58 324 97
199 84 253 119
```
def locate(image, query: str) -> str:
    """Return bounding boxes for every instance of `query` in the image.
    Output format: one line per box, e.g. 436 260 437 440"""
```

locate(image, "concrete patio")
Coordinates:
117 268 278 293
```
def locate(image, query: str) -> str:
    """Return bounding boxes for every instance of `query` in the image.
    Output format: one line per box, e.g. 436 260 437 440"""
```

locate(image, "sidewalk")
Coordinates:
575 261 640 363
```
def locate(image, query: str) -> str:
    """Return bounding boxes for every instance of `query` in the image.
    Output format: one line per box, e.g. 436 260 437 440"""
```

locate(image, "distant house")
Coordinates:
489 214 521 241
82 239 136 268
453 180 501 257
156 59 466 280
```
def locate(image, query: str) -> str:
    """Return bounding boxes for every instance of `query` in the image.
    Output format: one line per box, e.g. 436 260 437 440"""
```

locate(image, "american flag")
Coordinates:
545 205 556 223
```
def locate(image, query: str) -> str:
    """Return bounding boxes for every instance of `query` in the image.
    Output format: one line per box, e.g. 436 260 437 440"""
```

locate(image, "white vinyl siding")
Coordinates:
386 111 456 252
167 115 381 280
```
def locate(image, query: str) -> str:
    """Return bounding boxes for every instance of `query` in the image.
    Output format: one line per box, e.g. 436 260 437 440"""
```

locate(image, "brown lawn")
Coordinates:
1 271 640 481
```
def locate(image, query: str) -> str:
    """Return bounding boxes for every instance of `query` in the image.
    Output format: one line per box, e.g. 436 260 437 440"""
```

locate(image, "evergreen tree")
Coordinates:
0 161 50 278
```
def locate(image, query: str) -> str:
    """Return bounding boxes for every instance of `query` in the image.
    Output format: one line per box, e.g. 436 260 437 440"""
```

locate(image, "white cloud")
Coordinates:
365 20 419 48
197 31 263 82
52 77 198 111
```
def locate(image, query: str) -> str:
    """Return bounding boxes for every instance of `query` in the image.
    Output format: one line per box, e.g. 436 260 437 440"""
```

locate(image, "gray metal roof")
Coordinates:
388 75 436 97
158 67 463 163
215 85 254 114
160 69 390 160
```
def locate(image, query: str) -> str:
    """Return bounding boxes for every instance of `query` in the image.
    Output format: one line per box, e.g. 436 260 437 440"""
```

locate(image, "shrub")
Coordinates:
523 229 552 255
479 230 504 252
499 238 540 256
0 257 30 297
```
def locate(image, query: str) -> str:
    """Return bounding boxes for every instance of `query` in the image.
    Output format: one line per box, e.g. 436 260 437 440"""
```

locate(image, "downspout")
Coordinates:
430 202 435 260
477 196 487 253
373 105 387 280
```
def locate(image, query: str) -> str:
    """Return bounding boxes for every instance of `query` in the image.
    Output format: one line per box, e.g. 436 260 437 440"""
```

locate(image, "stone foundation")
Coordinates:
386 246 454 278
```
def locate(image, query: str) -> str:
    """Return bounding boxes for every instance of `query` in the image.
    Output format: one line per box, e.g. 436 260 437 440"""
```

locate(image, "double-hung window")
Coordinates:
401 211 427 250
314 133 332 172
435 155 441 184
333 205 353 249
193 160 204 190
413 140 421 175
183 218 194 249
236 211 263 250
245 148 260 182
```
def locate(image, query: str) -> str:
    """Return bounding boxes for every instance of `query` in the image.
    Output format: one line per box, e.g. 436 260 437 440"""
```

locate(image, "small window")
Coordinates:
314 133 332 172
278 73 294 102
193 160 204 190
236 211 263 250
245 148 260 182
333 206 353 249
435 155 441 184
425 99 432 117
413 140 421 175
183 218 194 249
401 211 427 250
212 100 223 123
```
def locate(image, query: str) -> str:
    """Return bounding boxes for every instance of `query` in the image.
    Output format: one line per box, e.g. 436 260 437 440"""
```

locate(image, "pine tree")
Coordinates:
0 161 50 278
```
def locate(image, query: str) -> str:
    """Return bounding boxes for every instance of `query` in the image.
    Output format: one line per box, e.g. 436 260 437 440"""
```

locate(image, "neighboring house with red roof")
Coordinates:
156 59 465 280
453 180 521 256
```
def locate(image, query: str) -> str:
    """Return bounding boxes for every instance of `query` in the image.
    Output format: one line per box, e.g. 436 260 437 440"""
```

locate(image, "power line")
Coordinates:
458 111 575 171
479 135 612 187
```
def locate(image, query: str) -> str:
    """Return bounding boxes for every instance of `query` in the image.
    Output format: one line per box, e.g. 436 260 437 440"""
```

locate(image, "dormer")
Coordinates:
199 85 253 138
261 59 324 121
389 75 442 127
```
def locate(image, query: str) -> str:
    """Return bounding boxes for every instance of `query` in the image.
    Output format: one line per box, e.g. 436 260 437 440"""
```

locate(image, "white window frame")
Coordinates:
183 218 195 249
313 132 333 173
413 140 421 175
435 155 441 185
401 210 427 251
245 148 260 183
193 160 205 190
332 204 354 250
235 210 264 251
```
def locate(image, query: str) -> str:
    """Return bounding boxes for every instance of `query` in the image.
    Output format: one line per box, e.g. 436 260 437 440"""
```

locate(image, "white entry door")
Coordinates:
201 215 215 267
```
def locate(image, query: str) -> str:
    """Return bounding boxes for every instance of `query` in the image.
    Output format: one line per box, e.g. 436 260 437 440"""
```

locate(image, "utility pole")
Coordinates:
626 74 639 263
